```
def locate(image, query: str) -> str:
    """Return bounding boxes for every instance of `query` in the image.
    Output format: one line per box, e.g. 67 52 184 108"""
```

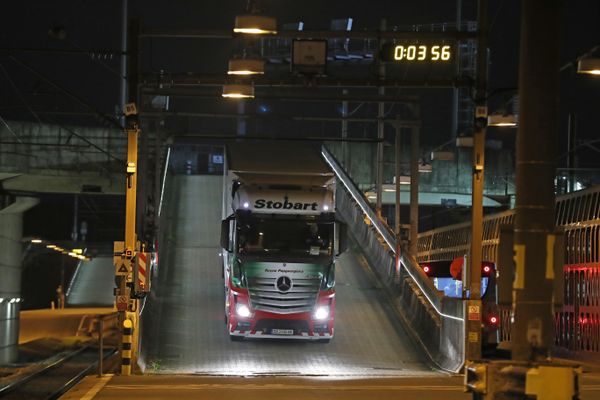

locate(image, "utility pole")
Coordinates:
341 89 349 167
409 106 420 257
465 0 487 362
375 18 386 217
115 17 140 376
394 116 401 263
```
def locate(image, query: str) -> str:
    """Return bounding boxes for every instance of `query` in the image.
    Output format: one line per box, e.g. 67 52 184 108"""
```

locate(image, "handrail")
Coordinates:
321 146 463 322
321 148 396 251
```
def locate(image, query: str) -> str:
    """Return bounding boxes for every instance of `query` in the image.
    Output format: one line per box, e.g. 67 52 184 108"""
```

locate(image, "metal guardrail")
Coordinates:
0 312 118 399
96 312 119 377
418 184 600 357
322 146 465 372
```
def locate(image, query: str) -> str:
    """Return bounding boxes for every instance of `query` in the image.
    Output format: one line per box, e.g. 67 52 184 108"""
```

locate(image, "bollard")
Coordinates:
121 318 133 375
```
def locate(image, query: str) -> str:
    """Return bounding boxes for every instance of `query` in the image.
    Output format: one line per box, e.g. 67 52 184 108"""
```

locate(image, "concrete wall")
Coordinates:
0 120 127 194
0 197 38 365
0 120 125 174
325 141 515 197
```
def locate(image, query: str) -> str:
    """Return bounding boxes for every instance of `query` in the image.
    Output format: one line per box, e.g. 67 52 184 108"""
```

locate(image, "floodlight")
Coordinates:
233 15 277 35
222 84 255 99
228 58 264 75
577 58 600 75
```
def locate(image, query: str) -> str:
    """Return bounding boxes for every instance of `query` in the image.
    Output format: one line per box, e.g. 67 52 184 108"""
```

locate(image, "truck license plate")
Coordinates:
271 329 294 335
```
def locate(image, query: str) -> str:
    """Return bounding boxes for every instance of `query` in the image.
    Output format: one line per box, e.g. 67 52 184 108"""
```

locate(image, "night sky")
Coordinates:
1 1 597 148
1 1 599 307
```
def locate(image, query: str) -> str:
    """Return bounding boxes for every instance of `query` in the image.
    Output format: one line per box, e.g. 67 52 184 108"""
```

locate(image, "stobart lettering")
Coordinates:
254 196 318 211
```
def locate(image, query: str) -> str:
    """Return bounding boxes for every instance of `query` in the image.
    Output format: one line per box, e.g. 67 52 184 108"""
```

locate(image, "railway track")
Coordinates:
0 345 117 400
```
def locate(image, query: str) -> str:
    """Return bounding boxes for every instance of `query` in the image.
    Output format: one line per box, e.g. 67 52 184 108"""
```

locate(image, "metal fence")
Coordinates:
417 185 600 356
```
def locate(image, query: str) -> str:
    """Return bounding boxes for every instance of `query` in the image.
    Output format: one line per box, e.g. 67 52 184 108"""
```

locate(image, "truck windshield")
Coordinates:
237 217 333 256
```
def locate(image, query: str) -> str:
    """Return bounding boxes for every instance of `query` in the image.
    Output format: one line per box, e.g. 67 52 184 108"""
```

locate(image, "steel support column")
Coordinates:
466 0 488 362
394 116 402 261
375 19 386 217
341 89 348 167
409 109 420 257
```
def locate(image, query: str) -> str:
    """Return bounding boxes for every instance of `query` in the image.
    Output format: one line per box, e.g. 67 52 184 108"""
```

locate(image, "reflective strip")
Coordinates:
138 252 147 288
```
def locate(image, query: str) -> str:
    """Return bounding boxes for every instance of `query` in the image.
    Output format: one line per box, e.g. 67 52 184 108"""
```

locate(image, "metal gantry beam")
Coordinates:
140 110 421 125
140 89 421 103
140 28 477 40
139 73 473 89
167 133 384 142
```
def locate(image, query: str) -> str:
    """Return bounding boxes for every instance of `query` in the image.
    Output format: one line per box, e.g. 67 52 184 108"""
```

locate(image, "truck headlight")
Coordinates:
235 303 252 318
313 306 329 320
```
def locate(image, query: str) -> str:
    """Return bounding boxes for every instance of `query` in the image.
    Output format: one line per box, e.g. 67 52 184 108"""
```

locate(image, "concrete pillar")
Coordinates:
0 197 38 365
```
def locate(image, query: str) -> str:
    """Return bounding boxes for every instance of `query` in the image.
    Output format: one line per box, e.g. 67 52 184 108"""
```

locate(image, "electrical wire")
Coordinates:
0 62 43 124
0 114 23 144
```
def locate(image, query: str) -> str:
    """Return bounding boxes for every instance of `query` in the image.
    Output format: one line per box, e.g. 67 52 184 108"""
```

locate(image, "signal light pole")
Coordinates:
465 0 488 363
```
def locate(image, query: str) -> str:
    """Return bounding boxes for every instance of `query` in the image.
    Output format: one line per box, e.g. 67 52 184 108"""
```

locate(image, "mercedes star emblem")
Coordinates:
276 276 292 292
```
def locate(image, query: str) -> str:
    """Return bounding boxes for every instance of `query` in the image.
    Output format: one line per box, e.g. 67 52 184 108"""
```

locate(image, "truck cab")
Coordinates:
220 143 345 342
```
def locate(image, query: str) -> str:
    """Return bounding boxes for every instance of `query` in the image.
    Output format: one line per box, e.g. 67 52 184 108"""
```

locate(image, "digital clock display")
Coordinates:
381 43 454 63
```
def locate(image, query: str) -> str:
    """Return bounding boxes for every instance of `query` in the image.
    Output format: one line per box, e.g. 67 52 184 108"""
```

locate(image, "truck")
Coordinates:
220 143 346 342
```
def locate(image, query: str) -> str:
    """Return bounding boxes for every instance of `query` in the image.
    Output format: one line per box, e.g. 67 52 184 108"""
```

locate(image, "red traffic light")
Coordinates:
482 262 494 275
422 265 431 274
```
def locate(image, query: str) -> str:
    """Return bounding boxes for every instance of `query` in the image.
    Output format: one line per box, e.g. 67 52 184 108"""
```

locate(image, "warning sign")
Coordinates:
116 295 128 311
137 252 147 291
116 263 129 275
468 305 480 321
468 332 479 343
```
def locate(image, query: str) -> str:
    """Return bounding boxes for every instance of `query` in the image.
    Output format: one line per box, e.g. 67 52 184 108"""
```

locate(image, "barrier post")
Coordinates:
121 318 133 375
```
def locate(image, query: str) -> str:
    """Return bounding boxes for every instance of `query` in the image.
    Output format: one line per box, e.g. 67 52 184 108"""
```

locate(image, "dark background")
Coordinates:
1 0 598 308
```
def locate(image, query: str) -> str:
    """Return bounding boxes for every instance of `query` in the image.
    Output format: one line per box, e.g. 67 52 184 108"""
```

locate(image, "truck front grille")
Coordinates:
247 277 321 314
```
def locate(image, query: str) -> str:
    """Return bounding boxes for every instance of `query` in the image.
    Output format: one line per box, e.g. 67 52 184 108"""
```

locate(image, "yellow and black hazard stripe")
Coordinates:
121 318 133 375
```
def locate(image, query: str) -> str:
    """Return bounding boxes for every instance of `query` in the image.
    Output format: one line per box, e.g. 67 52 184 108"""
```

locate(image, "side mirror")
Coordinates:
337 222 348 255
221 217 233 252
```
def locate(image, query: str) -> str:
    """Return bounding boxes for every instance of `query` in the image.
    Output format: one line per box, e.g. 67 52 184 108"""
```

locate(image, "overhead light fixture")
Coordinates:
391 176 411 186
418 163 433 173
487 114 518 127
222 83 255 99
233 15 277 35
228 58 264 75
577 58 600 75
31 239 42 244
